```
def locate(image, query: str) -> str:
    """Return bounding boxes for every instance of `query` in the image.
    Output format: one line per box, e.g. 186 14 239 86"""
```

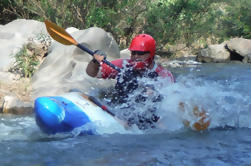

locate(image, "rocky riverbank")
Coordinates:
0 19 250 114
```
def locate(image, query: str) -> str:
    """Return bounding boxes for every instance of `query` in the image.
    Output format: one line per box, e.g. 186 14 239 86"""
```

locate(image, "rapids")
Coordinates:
0 63 251 166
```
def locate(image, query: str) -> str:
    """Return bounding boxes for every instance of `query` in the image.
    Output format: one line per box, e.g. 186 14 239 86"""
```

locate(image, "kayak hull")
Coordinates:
34 92 127 135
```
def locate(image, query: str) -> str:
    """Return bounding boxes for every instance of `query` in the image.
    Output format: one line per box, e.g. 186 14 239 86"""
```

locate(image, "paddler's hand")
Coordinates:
87 50 107 77
93 50 107 63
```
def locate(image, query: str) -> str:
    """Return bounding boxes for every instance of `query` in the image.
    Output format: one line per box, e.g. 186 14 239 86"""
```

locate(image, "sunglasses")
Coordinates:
131 51 150 56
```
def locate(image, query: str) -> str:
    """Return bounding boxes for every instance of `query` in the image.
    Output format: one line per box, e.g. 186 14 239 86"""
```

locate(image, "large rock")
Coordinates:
197 43 230 63
2 96 33 114
120 49 130 59
31 27 120 98
226 38 251 63
0 19 47 70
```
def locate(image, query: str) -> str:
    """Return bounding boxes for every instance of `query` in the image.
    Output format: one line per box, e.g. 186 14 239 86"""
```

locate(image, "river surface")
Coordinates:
1 63 251 166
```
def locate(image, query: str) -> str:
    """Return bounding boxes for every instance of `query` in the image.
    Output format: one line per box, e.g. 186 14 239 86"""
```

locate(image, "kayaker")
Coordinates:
86 34 175 129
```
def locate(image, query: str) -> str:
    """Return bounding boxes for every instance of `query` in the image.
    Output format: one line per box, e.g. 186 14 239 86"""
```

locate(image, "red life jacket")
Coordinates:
99 59 175 83
99 59 174 104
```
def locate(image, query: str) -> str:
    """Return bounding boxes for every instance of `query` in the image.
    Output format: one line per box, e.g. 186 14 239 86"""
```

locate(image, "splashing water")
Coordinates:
100 63 251 133
1 63 251 166
158 63 251 131
1 63 249 139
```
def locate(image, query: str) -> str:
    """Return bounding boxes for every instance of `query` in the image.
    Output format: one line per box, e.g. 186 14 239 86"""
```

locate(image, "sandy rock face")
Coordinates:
0 19 122 114
0 19 48 114
0 19 47 71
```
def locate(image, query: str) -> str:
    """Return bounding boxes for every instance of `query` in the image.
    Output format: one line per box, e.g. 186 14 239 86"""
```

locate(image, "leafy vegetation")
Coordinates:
8 33 51 78
9 45 39 78
1 0 250 51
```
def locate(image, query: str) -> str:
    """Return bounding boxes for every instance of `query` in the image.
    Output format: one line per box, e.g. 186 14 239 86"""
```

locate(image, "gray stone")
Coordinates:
197 43 230 63
2 95 33 114
0 19 47 70
31 27 120 98
120 49 131 59
226 38 251 63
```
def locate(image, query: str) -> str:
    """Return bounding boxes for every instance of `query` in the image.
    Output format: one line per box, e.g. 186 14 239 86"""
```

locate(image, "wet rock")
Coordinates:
2 95 33 114
0 75 32 114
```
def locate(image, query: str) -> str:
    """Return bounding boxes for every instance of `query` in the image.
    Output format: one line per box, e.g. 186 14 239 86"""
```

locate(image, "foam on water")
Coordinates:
0 115 78 141
1 64 250 138
110 64 251 133
0 115 40 141
158 75 249 130
157 64 251 131
1 64 250 166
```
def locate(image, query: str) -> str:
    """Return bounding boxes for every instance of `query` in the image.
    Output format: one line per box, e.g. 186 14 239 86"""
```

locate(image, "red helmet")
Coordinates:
129 34 156 70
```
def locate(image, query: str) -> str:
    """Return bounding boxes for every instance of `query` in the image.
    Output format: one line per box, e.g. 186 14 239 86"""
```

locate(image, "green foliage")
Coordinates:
1 0 251 51
144 0 250 49
9 45 40 78
221 0 251 39
144 0 224 48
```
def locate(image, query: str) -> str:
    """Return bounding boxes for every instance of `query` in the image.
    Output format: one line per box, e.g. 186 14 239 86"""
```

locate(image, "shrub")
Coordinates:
9 44 39 78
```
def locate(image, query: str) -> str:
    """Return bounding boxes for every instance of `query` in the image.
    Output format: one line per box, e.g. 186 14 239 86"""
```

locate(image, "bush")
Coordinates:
144 0 250 50
1 0 250 51
8 33 51 78
9 44 39 78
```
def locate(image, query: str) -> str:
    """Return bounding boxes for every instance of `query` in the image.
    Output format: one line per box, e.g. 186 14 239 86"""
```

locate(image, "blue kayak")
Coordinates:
34 92 130 135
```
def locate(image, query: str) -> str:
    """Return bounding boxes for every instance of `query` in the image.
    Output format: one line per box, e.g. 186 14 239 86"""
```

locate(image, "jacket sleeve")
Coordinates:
99 59 124 79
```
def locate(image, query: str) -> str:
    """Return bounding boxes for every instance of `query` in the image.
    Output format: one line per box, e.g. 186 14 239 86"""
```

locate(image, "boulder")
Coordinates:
31 27 120 98
0 19 47 70
197 43 230 63
2 95 33 114
120 49 130 59
226 38 251 63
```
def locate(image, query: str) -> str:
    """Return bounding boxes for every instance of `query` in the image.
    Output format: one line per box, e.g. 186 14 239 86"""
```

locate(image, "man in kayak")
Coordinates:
86 34 174 96
86 34 174 129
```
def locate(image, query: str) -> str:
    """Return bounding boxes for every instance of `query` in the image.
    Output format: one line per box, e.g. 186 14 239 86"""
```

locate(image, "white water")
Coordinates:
157 70 251 131
0 63 251 166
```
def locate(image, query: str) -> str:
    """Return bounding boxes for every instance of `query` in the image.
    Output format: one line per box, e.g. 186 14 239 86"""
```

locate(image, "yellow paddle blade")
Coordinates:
44 20 78 45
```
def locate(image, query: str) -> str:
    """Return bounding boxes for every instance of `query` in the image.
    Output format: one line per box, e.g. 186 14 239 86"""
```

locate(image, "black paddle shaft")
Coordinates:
77 44 121 72
88 96 115 117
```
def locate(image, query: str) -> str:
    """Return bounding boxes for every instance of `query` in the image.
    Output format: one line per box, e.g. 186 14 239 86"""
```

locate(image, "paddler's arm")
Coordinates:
86 50 106 77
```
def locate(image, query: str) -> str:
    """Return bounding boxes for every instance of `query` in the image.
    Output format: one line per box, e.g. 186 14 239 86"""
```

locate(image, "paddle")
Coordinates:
44 20 210 131
44 20 128 128
44 20 121 72
80 93 129 129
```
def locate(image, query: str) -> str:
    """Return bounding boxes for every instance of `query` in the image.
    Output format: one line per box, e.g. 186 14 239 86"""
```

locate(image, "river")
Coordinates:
0 63 251 166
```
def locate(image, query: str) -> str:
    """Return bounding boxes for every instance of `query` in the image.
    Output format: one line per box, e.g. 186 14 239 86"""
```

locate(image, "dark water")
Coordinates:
1 63 251 166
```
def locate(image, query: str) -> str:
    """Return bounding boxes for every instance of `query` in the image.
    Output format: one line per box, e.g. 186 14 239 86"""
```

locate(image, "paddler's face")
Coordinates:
130 51 150 62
